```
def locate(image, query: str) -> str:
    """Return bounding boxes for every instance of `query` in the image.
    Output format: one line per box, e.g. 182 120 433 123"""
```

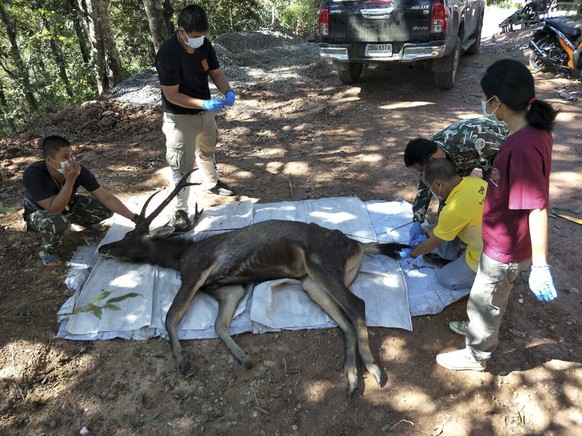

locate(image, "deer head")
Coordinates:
98 169 202 263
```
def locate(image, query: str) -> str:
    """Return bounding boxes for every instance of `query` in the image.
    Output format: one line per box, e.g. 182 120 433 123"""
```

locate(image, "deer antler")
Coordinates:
135 169 199 231
172 202 204 233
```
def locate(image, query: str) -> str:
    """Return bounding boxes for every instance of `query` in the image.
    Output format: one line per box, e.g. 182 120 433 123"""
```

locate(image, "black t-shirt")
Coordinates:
155 34 221 114
23 161 100 214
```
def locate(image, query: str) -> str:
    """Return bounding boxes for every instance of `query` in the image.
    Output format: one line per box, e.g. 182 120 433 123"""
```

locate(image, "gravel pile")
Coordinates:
109 29 324 105
110 68 161 105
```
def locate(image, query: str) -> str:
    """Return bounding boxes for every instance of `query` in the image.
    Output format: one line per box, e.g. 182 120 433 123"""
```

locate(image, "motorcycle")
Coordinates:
529 18 582 76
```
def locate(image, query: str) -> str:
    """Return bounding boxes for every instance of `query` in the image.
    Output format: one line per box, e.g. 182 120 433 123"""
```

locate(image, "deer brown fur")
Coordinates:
98 170 407 396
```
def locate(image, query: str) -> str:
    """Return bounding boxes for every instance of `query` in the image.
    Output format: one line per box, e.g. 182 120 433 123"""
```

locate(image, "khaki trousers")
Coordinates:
162 111 219 210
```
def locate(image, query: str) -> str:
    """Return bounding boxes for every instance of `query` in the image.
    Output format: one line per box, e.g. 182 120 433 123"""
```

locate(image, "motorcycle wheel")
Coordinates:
529 36 552 72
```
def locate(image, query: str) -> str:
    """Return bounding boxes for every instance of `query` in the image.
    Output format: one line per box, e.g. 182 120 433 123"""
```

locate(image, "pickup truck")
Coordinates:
318 0 485 89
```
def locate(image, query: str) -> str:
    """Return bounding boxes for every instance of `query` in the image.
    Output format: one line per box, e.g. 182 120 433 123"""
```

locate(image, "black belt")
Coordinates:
166 110 204 116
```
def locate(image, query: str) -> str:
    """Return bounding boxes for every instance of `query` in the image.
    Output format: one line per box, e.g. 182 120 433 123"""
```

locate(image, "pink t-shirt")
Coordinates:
482 126 552 263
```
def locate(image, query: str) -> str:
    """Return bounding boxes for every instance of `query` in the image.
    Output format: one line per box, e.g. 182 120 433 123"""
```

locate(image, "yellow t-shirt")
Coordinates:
433 177 487 271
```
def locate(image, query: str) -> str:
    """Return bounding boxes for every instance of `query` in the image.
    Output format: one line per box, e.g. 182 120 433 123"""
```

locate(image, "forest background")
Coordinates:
0 0 325 138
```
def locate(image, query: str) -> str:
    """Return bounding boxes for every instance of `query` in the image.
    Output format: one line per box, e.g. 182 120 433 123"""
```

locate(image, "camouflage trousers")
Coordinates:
25 195 112 254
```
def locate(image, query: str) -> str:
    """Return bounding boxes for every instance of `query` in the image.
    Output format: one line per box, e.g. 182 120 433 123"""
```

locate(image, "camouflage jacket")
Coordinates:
412 118 509 223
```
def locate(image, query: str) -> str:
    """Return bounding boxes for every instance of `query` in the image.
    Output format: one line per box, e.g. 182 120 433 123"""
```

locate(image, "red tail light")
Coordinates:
431 3 448 34
319 8 329 37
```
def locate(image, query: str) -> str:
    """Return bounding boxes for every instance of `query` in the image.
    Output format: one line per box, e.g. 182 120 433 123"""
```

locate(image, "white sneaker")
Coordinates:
449 320 469 336
436 348 487 372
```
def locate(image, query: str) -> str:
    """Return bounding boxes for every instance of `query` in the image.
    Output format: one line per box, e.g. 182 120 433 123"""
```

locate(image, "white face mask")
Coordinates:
50 158 72 174
183 33 205 49
429 182 444 201
481 96 500 121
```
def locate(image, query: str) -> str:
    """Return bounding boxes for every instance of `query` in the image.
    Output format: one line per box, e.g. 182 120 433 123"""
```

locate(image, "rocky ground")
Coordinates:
1 9 581 436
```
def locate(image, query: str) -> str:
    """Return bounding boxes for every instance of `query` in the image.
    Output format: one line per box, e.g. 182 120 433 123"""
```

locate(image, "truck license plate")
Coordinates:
365 44 393 57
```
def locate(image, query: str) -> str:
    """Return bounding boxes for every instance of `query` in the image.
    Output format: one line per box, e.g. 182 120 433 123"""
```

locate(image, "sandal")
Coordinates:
39 250 62 267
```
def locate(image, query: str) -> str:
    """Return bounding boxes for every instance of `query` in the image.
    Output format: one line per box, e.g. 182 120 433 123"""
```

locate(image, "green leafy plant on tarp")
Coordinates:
0 201 18 215
70 290 143 319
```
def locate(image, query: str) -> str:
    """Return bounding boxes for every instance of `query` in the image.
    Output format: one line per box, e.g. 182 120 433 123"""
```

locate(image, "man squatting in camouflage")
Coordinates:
23 135 139 266
404 118 509 247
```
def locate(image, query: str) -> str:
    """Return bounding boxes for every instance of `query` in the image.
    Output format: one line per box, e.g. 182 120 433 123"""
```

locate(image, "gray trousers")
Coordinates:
436 253 477 290
465 253 531 361
162 111 219 211
434 238 477 290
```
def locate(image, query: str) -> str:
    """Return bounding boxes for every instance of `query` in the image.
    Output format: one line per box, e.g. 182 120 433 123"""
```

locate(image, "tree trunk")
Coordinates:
0 86 15 132
99 0 124 85
0 2 38 111
78 0 123 93
78 0 107 93
162 0 174 34
143 0 170 53
42 17 74 98
66 0 91 64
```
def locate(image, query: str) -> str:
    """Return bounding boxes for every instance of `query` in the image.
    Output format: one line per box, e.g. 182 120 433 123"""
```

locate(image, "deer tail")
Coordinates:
363 242 410 259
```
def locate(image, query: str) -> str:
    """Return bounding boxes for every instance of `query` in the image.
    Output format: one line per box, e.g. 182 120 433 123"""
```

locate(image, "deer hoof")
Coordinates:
369 363 382 387
346 380 358 397
241 355 254 369
178 358 190 375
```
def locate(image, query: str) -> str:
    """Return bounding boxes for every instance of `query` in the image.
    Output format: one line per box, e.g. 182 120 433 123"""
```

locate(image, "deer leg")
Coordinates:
205 285 253 369
165 265 216 374
305 259 382 390
301 276 360 396
342 253 383 387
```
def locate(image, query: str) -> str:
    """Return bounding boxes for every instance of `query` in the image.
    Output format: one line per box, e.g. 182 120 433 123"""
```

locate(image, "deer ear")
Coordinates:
149 226 176 238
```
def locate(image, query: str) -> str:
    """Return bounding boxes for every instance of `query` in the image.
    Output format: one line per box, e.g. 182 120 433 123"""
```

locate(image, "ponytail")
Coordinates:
526 98 558 132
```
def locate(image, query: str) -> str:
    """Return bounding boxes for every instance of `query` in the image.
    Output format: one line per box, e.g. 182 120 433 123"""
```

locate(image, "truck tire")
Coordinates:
433 37 461 90
333 61 363 84
465 15 483 55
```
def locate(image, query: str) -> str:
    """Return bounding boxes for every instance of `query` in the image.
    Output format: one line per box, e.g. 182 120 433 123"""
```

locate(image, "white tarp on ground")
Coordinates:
57 197 470 341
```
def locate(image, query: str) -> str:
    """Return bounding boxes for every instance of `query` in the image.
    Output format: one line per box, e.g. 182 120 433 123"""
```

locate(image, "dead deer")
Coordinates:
98 170 408 396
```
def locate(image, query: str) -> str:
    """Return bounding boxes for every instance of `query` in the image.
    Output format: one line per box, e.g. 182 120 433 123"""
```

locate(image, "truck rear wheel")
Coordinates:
433 37 461 90
333 61 363 84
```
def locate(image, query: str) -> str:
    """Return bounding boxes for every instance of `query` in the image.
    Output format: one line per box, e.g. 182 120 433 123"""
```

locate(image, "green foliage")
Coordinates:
69 290 143 319
109 0 156 75
199 0 264 36
0 201 18 214
277 0 320 36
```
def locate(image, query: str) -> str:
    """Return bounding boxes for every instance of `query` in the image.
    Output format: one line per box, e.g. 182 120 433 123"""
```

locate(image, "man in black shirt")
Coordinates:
156 4 237 230
23 135 138 266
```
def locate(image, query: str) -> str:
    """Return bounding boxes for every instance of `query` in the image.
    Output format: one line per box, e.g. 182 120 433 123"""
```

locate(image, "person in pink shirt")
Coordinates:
436 59 559 371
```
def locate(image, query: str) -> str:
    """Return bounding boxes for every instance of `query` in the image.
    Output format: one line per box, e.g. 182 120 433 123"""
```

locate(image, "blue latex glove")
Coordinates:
411 234 428 247
202 99 225 111
398 248 413 259
408 222 423 246
224 90 236 106
528 265 557 302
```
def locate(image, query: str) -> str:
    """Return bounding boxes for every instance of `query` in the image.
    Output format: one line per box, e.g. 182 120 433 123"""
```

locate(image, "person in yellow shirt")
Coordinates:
401 158 487 290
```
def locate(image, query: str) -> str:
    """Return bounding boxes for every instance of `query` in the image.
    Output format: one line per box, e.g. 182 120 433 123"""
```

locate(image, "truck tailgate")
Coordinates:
328 0 434 43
